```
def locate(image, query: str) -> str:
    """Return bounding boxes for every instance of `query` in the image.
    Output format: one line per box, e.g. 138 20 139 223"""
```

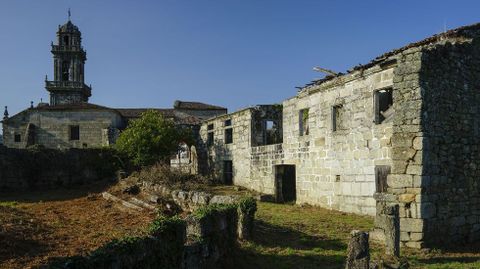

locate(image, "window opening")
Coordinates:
374 88 394 124
225 128 233 144
70 125 80 141
299 109 309 136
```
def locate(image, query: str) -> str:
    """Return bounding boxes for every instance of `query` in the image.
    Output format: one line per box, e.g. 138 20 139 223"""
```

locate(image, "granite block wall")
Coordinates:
3 110 123 149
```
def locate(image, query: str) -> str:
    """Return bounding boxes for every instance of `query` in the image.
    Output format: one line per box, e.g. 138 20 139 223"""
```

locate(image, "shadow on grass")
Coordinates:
0 180 113 203
233 219 347 269
234 247 345 269
252 219 346 251
418 256 480 264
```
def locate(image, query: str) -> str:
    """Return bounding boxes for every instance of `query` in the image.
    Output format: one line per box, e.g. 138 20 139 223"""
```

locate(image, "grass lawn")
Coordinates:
235 202 480 269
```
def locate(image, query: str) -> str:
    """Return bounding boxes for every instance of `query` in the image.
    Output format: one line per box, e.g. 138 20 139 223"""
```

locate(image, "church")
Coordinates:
1 18 226 149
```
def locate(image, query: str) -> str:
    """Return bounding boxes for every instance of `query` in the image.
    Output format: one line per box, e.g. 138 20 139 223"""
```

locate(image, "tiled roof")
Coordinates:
32 103 112 111
115 108 175 119
173 100 226 110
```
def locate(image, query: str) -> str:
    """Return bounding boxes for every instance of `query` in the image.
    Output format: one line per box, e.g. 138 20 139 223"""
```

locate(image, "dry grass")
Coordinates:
0 184 155 269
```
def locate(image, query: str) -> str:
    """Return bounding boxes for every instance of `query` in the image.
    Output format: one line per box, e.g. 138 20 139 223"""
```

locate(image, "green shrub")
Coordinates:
115 110 193 167
237 196 257 216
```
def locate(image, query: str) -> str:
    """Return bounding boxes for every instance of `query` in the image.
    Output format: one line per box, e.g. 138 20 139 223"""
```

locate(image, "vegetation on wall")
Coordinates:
115 110 194 167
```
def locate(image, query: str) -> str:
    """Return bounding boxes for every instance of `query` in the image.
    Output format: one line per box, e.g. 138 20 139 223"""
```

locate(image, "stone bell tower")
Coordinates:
45 13 91 106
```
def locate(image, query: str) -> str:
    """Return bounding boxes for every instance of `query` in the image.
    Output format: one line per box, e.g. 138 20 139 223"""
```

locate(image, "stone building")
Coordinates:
200 22 480 248
1 18 226 149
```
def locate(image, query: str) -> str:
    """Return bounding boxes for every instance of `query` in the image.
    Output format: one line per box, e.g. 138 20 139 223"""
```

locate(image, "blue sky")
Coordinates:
1 0 480 120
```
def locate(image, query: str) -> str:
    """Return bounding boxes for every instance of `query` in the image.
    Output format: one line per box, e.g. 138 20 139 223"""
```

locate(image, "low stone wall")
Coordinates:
0 146 120 189
48 198 257 269
141 181 241 211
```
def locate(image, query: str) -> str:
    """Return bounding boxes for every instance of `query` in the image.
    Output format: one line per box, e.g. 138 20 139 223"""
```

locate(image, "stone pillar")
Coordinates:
345 230 369 269
384 204 400 258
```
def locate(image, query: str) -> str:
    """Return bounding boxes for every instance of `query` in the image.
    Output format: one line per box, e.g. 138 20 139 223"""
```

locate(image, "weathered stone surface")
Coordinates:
345 230 370 269
400 218 424 233
398 194 416 203
387 175 413 189
384 205 400 258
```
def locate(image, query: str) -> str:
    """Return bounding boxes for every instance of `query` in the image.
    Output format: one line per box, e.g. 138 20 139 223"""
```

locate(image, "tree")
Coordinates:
115 110 193 167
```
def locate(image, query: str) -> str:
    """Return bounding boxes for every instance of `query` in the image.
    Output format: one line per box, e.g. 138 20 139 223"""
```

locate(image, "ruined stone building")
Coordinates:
1 18 226 149
200 23 480 248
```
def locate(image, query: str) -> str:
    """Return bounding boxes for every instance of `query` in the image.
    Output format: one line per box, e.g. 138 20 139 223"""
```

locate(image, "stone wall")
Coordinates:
199 105 283 189
281 67 394 215
419 36 480 245
374 33 480 248
2 109 123 149
199 108 253 184
0 147 120 189
250 144 284 195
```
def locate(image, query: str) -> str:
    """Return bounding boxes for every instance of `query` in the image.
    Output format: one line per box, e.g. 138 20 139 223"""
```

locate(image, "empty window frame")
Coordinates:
224 119 233 144
331 105 343 132
14 133 21 143
299 108 309 136
207 123 214 146
265 120 277 145
374 88 393 124
70 125 80 141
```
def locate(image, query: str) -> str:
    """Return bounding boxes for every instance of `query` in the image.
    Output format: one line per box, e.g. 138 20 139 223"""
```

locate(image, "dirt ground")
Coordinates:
0 183 156 269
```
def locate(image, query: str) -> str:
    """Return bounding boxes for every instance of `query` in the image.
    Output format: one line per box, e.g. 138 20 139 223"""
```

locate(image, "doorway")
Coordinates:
223 161 233 185
275 165 296 203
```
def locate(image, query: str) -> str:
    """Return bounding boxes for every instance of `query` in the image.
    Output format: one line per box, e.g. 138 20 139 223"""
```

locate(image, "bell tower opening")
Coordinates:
63 35 69 46
62 60 70 81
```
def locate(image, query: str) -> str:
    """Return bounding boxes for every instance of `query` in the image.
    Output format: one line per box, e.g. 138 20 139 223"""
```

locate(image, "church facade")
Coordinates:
1 19 226 149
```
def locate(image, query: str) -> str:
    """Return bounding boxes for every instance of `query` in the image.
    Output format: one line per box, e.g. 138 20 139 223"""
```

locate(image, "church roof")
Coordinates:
32 103 111 111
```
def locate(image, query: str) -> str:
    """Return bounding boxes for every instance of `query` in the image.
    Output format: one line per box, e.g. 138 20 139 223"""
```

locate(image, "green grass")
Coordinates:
0 201 18 208
234 202 480 269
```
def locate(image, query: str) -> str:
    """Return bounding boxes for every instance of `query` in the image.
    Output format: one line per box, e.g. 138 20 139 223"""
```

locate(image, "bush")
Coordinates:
115 110 193 167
